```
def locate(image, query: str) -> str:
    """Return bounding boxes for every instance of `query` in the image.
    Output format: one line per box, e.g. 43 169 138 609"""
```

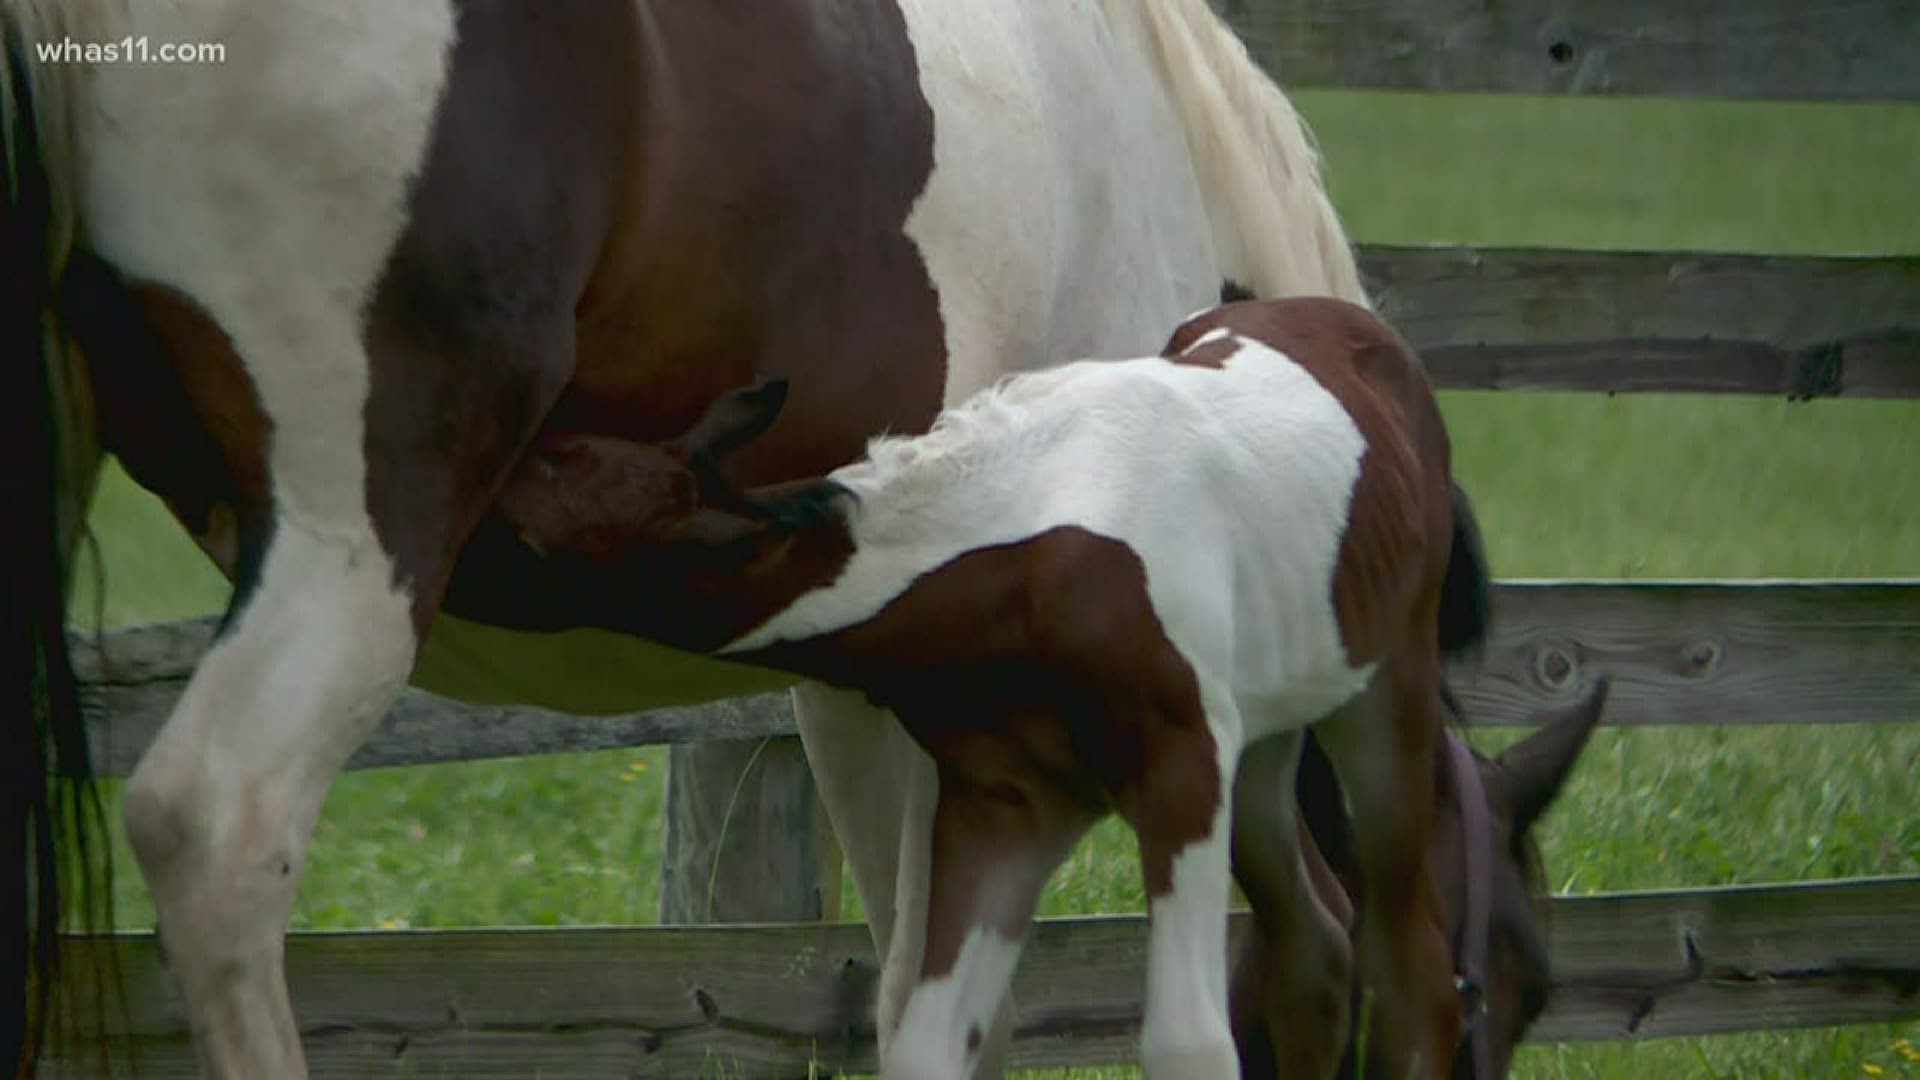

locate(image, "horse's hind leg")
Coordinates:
124 300 571 1077
1228 731 1351 1079
118 264 575 1080
124 521 418 1075
1311 657 1456 1078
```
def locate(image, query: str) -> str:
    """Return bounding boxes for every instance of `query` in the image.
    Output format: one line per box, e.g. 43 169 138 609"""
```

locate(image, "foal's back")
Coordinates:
794 297 1450 733
1154 298 1454 722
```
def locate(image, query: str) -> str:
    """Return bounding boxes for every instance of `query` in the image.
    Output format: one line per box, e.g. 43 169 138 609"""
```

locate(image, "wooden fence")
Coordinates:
52 0 1920 1075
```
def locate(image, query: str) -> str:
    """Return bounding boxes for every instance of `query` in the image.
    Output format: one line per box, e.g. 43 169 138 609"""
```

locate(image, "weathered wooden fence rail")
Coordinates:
70 579 1920 778
1216 0 1920 100
1361 248 1920 398
52 0 1920 1074
50 877 1920 1078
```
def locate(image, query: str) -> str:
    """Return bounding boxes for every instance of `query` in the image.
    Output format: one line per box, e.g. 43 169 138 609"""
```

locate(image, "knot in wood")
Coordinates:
1791 342 1845 401
1682 641 1722 676
1532 645 1577 690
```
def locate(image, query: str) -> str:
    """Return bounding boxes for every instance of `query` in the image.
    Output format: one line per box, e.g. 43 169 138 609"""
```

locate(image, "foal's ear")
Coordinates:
676 377 791 461
1494 679 1610 835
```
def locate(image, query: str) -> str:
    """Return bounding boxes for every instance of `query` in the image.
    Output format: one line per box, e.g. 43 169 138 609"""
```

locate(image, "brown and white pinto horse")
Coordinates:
498 296 1491 1077
1 0 1370 1075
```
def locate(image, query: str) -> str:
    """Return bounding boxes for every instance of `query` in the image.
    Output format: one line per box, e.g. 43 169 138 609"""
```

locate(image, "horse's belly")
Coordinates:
414 614 799 715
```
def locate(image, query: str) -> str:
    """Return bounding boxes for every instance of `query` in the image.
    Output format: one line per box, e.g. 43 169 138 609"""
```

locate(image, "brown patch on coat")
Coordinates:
129 289 272 511
345 0 950 633
737 526 1222 976
356 0 639 625
1163 298 1452 666
556 0 944 483
69 260 269 580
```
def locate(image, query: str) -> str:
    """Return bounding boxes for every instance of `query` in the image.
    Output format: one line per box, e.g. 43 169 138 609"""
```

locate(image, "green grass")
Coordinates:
71 94 1920 1078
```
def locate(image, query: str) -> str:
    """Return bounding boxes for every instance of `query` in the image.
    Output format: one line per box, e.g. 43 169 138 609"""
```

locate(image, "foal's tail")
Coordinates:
2 14 110 1077
1437 482 1491 659
1113 0 1367 305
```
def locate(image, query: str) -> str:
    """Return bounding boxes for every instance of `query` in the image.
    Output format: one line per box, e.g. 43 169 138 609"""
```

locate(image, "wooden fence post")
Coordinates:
660 708 839 924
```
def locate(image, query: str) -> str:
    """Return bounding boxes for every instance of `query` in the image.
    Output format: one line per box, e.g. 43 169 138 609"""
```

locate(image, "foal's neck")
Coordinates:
666 478 859 652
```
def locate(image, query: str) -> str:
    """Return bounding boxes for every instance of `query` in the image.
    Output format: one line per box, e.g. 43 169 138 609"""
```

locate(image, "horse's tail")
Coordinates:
1 11 111 1076
1115 0 1367 306
1437 481 1492 659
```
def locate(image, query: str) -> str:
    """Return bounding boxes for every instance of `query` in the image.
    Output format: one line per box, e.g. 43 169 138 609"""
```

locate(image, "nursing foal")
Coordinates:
503 295 1476 1077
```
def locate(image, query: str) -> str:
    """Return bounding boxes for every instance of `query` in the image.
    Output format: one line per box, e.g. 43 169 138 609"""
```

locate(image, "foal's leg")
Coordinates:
883 763 1094 1080
1117 682 1243 1080
1228 732 1351 1080
793 689 927 1037
1311 658 1456 1078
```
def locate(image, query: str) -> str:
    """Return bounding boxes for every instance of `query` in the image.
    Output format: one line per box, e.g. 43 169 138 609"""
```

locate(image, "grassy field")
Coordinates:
70 93 1920 1077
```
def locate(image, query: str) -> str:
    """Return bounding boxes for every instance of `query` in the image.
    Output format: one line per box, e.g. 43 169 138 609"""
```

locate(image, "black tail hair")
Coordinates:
1437 481 1491 658
1 24 106 1078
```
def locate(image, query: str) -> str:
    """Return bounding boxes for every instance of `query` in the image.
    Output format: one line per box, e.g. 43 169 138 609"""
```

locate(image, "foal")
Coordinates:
503 296 1478 1078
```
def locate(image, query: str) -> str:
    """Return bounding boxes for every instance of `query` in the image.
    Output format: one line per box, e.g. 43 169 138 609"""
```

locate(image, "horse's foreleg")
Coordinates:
1227 732 1351 1080
883 763 1091 1080
1119 686 1242 1080
1312 660 1456 1079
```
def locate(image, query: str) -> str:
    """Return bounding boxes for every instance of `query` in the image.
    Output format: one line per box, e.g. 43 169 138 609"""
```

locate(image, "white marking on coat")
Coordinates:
79 0 456 533
886 925 1026 1079
1184 325 1232 351
1139 687 1241 1079
894 0 1220 403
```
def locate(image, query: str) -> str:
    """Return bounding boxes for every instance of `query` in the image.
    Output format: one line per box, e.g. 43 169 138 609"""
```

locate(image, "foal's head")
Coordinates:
501 378 797 561
500 377 855 647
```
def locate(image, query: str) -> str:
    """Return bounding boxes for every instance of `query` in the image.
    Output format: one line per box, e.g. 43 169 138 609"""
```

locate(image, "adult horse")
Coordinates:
1 0 1367 1075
